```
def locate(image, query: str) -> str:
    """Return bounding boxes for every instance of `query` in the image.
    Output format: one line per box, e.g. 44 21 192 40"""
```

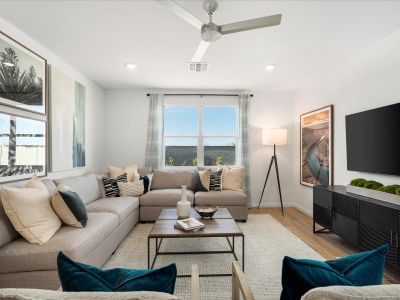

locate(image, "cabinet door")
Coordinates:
359 201 399 268
313 187 332 229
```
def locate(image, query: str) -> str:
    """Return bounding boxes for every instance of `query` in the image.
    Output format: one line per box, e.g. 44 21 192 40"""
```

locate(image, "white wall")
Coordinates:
249 92 295 207
104 90 149 168
0 17 106 184
292 28 400 214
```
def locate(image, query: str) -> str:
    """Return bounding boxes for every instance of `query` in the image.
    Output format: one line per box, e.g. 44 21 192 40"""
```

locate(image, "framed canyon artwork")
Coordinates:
300 105 333 187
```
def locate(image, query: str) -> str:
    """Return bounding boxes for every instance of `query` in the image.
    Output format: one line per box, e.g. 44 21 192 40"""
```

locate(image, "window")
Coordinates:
163 105 238 167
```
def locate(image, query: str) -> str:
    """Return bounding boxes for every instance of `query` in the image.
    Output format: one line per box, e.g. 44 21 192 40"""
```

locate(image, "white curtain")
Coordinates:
145 94 164 170
239 94 251 206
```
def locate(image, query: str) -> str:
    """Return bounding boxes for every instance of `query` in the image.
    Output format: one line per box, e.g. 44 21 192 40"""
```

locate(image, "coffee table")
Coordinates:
147 208 244 277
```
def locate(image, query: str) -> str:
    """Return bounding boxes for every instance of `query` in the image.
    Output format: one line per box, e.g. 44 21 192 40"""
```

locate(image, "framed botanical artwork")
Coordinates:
300 105 333 187
0 111 46 182
0 31 47 114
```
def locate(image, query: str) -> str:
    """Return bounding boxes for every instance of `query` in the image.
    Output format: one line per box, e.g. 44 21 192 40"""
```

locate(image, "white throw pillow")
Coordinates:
222 167 244 191
117 181 144 197
108 164 140 182
1 176 62 244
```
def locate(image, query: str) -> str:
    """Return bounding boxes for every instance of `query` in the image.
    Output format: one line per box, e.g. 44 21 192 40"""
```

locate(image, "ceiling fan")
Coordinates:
156 0 282 62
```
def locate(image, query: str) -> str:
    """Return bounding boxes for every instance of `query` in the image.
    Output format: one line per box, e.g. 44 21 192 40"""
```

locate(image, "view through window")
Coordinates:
164 106 237 166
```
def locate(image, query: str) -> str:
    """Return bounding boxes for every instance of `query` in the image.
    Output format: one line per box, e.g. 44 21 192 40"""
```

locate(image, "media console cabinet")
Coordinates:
313 185 400 272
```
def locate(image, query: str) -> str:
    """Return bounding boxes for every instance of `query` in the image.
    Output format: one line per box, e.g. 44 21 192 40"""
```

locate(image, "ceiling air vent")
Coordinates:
188 62 209 72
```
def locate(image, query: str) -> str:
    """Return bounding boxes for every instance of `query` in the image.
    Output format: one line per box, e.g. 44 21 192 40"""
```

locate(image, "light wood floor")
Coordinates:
249 207 400 284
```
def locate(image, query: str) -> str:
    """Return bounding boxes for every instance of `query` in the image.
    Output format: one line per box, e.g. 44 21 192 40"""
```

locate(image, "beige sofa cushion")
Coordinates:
222 167 244 191
86 197 139 224
194 190 247 206
0 212 118 274
1 179 62 245
151 169 196 191
140 189 194 207
55 173 101 205
108 164 140 182
302 284 400 300
0 288 178 299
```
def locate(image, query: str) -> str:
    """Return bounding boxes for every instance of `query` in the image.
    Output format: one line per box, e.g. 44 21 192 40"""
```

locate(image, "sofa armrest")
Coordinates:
191 264 200 300
232 261 255 300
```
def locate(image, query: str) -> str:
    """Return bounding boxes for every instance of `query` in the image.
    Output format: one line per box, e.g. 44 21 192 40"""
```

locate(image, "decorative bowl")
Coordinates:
194 206 218 218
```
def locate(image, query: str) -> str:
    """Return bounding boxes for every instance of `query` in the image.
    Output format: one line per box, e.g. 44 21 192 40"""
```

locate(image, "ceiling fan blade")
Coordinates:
219 14 282 35
155 0 205 30
191 40 210 62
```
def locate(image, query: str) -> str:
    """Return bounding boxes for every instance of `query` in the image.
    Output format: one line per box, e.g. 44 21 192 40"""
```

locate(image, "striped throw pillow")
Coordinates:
102 173 127 197
209 169 222 191
117 181 144 197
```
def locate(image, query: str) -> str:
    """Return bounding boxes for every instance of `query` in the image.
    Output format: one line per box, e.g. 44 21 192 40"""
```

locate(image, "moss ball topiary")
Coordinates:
396 188 400 196
377 185 400 194
350 178 367 187
363 180 384 190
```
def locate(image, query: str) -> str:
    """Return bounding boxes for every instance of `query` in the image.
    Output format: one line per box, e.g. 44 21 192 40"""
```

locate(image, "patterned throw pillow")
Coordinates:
140 175 152 194
102 173 127 197
117 181 144 197
51 185 88 228
195 170 211 192
209 169 222 191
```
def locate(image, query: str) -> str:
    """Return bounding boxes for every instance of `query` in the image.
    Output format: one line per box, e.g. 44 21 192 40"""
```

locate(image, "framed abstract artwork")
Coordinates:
0 31 47 114
300 105 333 187
50 66 85 171
0 111 46 182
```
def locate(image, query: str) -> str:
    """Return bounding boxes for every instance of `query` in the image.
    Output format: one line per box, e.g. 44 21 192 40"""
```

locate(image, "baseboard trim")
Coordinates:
292 203 312 216
250 203 294 208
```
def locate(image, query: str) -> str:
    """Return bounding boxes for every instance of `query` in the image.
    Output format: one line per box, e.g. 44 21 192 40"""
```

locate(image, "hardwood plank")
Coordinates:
249 207 400 284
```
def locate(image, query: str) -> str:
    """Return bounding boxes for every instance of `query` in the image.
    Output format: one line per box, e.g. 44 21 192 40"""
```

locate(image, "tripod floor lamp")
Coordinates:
258 128 287 216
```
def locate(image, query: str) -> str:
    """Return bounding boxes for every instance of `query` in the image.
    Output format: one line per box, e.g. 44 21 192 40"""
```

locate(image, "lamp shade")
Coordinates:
262 128 287 145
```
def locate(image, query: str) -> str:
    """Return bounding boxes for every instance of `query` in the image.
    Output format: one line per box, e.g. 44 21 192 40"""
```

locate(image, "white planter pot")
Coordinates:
346 185 400 205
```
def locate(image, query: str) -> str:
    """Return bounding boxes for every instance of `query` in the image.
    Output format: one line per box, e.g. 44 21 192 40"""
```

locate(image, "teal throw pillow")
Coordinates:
57 251 177 294
280 245 388 300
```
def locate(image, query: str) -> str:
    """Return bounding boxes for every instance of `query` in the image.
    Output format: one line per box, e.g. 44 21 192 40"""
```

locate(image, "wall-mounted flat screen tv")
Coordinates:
346 103 400 176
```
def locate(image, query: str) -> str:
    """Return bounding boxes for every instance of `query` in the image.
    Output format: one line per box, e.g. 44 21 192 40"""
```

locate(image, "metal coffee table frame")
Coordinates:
147 234 245 278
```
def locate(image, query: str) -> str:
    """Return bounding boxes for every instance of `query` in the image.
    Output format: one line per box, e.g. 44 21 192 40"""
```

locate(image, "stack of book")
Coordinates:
174 218 205 232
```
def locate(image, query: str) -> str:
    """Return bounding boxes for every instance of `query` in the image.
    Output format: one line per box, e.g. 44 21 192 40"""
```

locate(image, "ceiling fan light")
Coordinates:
201 23 221 42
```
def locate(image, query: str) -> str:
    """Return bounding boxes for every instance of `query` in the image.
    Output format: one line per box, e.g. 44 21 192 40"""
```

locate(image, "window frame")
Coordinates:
163 103 239 168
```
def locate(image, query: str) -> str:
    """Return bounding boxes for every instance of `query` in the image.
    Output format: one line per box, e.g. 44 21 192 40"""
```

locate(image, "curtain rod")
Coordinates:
146 93 253 97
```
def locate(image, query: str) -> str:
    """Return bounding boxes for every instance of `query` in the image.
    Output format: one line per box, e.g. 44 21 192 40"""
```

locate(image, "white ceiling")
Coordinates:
1 0 400 92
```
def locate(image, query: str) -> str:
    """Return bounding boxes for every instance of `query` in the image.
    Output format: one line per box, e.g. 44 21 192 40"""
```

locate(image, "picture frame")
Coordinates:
0 31 47 115
49 66 85 172
300 105 333 187
0 110 47 183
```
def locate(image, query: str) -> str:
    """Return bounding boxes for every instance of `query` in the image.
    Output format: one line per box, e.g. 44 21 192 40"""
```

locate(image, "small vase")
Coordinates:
177 185 191 219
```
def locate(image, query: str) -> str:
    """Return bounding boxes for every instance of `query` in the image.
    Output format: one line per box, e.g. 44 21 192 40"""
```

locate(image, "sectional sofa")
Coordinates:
0 168 248 290
140 169 248 221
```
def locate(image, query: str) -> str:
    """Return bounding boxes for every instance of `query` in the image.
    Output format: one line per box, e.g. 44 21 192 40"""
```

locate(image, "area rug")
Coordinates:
104 214 323 300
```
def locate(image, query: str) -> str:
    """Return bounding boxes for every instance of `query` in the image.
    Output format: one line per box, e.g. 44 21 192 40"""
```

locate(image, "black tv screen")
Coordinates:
346 103 400 176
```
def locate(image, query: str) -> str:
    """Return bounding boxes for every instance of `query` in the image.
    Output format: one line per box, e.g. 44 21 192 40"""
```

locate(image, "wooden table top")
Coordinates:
157 208 233 220
149 208 243 238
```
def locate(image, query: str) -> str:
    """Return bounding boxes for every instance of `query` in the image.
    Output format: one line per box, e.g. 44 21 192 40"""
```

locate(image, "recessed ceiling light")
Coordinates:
265 64 275 71
125 63 136 70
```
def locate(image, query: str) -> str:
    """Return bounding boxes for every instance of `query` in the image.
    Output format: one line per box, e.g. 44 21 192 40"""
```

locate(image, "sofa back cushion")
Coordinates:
55 173 101 205
151 169 196 191
0 199 20 247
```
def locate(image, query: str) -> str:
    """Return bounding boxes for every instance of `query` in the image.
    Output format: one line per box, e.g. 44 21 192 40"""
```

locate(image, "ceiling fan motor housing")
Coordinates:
201 22 221 42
